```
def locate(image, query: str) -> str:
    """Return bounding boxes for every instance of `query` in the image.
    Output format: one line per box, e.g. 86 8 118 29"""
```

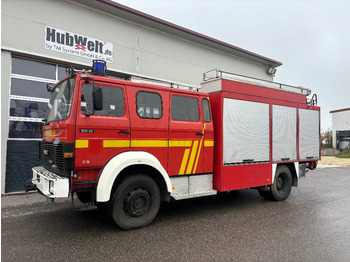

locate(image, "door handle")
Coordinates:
196 133 204 136
118 131 130 135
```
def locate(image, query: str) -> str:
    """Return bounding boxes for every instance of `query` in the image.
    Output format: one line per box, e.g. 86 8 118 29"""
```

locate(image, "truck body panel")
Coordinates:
204 77 320 192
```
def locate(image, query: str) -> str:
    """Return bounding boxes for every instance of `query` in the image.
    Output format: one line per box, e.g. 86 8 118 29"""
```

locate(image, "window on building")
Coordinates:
171 95 199 122
8 57 69 139
81 84 125 117
136 91 162 119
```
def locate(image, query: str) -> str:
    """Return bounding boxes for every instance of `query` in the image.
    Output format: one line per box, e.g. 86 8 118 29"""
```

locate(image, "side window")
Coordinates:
136 91 162 119
171 95 199 122
81 84 124 117
202 98 211 123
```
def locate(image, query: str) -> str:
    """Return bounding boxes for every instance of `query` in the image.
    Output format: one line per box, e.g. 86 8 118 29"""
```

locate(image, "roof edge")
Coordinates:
96 0 282 67
330 108 350 114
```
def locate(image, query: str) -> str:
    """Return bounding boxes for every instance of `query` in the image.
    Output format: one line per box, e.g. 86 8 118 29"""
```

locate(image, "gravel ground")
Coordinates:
319 156 350 166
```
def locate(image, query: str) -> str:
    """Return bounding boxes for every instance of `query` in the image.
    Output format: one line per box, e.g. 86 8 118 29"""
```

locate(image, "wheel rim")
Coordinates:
123 187 151 217
276 173 287 192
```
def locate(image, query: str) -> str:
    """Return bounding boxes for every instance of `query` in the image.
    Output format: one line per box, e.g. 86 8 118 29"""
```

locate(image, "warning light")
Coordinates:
92 60 107 76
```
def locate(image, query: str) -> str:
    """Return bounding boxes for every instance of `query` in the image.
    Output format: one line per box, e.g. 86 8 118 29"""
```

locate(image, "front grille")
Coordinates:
41 142 63 169
40 142 73 177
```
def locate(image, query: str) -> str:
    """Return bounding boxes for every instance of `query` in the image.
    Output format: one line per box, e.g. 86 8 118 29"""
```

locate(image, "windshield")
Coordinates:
46 77 75 123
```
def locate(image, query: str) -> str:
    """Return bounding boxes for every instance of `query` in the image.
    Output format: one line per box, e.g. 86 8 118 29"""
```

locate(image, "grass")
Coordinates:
336 149 350 158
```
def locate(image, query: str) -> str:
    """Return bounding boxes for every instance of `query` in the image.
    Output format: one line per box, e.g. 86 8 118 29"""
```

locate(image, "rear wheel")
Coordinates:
270 165 292 201
112 174 161 230
258 189 272 200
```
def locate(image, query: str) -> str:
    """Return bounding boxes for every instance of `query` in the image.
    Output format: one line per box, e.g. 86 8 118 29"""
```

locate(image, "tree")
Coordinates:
321 129 333 148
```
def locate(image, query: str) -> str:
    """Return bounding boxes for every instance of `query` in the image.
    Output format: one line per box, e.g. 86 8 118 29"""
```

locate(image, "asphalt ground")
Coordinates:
2 166 350 262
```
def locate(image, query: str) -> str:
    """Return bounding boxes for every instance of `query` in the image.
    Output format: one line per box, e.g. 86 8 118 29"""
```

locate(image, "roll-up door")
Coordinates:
299 109 320 160
223 98 270 164
273 105 297 162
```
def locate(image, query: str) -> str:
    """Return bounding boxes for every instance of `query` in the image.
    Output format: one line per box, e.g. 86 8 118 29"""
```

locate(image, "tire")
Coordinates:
112 174 161 230
258 189 273 200
270 165 292 201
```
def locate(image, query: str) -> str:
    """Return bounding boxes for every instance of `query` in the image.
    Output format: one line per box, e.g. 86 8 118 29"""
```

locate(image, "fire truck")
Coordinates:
26 61 320 230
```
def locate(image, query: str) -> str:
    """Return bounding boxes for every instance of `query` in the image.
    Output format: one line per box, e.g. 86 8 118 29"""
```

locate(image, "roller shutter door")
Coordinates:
273 105 297 162
223 98 270 164
299 109 320 160
5 140 41 192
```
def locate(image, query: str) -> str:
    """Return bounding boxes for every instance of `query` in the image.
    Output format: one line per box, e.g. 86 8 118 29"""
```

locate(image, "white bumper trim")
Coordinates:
32 166 70 198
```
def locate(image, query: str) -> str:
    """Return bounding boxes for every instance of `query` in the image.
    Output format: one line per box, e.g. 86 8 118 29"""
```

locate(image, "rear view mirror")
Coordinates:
93 86 103 111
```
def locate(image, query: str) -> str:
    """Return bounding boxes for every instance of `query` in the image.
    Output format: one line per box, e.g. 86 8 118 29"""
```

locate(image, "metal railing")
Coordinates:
203 69 312 96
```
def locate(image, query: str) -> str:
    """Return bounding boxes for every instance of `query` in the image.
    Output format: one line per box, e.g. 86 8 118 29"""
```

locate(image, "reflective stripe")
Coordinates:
193 139 203 173
204 140 214 147
179 149 190 175
131 140 168 148
103 140 130 148
186 141 199 174
75 140 89 148
169 140 192 147
76 139 211 149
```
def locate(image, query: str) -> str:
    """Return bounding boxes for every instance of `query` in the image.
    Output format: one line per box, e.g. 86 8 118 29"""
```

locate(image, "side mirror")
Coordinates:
93 86 103 111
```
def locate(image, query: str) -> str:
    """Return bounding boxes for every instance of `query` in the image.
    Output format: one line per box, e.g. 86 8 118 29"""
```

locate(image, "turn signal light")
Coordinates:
64 153 74 158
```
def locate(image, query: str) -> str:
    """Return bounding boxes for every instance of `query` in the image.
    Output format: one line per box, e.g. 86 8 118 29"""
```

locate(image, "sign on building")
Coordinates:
45 26 113 63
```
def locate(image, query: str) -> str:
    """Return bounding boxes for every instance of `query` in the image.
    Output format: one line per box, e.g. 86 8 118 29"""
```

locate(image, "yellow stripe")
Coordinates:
186 141 199 174
76 140 89 148
193 139 203 174
44 130 56 137
169 140 192 147
78 139 198 149
179 149 190 175
131 140 168 147
204 140 214 147
103 140 130 148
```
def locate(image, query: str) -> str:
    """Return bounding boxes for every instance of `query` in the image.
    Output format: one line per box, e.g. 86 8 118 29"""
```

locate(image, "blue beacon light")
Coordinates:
92 60 107 76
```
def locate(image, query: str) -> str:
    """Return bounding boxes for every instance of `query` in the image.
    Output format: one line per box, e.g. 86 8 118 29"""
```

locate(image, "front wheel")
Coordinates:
112 174 161 230
270 165 292 201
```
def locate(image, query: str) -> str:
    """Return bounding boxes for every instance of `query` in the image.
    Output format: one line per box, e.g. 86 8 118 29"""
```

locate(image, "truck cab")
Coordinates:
31 61 214 229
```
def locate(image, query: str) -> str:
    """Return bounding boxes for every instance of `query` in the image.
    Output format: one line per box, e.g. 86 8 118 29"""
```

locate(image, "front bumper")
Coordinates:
32 166 70 198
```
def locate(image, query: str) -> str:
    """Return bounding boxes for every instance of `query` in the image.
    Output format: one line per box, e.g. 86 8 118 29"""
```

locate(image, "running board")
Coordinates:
172 190 217 200
170 174 216 200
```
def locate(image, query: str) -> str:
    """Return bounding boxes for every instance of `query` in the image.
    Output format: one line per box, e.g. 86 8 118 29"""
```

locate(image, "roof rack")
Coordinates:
130 76 200 92
203 69 311 96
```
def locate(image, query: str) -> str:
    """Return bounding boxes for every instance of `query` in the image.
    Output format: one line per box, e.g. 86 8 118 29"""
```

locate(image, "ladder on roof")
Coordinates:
203 69 312 96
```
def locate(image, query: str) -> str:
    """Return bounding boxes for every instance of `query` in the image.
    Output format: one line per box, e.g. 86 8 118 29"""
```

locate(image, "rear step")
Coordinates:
71 193 98 211
172 190 217 200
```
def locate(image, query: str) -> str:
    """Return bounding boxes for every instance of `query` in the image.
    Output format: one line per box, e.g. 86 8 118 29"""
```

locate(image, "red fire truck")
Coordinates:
27 61 320 230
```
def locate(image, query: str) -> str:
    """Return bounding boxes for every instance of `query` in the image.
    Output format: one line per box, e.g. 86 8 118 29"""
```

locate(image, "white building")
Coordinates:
330 108 350 150
1 0 282 193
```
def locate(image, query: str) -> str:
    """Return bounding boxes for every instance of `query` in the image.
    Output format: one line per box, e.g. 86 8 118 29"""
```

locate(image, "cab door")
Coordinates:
201 97 214 173
168 93 204 176
74 80 130 170
127 86 169 171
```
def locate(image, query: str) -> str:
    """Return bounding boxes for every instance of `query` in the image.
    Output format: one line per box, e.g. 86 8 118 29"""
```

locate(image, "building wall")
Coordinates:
332 110 350 148
1 51 11 194
1 0 276 193
1 0 272 86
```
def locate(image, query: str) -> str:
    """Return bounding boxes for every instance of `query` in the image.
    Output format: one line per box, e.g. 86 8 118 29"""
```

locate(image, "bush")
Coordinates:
336 149 350 158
